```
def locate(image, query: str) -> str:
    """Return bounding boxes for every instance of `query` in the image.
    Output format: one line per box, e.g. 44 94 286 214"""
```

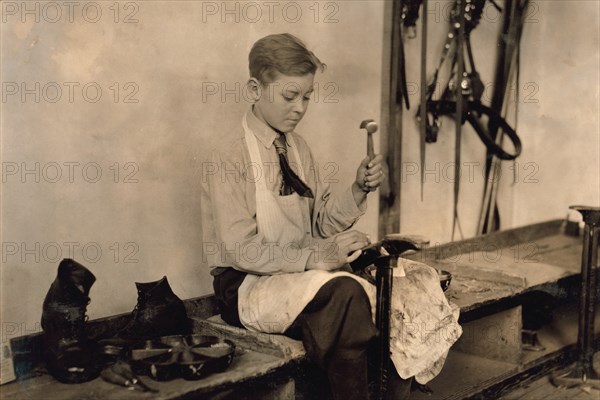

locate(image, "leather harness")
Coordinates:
410 0 522 238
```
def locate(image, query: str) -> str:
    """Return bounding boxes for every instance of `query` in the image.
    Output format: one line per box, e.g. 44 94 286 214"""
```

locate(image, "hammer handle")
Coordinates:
367 134 375 160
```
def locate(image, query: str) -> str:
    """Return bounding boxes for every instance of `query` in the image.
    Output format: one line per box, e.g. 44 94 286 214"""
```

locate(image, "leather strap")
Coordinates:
419 0 428 200
452 0 466 240
396 0 411 109
427 100 522 160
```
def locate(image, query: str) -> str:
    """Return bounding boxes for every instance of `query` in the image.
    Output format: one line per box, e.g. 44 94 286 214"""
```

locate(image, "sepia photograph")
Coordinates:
1 1 599 399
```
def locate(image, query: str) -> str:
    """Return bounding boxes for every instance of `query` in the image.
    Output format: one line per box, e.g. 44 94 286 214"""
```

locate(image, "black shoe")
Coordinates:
120 276 190 340
99 276 190 357
328 350 370 400
41 259 101 383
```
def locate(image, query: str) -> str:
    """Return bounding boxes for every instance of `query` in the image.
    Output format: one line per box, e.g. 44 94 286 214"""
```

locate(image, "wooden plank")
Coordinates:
463 306 600 399
407 219 565 263
417 232 586 322
191 317 306 361
2 302 303 400
3 222 590 400
0 348 291 400
453 306 523 364
410 300 600 400
409 351 518 400
204 376 296 400
431 259 527 288
8 295 220 380
445 245 578 289
378 0 402 238
6 221 572 382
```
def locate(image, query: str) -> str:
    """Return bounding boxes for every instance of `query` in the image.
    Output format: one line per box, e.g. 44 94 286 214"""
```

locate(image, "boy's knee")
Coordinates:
328 277 371 312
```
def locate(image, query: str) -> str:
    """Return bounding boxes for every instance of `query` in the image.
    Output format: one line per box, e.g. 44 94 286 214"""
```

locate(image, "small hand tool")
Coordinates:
101 360 158 393
360 119 378 160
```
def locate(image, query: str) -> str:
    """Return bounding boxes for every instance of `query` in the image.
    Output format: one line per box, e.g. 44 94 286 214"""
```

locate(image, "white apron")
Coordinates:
235 114 460 383
237 114 375 334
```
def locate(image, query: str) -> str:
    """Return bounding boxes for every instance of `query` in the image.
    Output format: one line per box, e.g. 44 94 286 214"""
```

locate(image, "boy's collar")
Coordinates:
245 108 280 149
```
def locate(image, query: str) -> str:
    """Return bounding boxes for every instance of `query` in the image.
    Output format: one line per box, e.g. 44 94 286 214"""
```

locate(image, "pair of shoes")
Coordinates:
41 259 189 383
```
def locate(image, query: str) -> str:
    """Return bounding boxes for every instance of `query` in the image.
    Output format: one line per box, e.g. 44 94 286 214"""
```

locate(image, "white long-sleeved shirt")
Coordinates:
201 110 366 275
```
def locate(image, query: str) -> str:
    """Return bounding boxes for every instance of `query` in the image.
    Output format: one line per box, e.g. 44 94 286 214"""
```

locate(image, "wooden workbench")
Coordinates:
1 219 597 399
405 219 600 399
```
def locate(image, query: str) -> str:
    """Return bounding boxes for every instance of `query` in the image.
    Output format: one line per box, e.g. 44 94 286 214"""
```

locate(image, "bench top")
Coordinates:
1 315 305 400
0 348 289 400
428 233 583 316
2 219 584 399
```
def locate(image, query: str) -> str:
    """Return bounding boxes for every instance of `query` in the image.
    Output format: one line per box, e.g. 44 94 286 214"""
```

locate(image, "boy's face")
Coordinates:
251 72 315 133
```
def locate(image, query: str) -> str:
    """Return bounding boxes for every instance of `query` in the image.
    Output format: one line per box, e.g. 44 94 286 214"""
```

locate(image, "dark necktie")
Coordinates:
273 133 314 198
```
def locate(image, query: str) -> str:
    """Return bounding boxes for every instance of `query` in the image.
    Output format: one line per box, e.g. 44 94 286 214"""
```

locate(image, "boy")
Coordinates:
202 33 410 399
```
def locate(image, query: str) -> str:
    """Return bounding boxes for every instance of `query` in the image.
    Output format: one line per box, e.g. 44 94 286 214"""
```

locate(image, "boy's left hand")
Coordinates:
355 154 384 193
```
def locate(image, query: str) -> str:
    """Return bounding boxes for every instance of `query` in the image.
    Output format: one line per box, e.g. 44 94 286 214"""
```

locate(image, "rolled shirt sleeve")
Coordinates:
303 143 366 239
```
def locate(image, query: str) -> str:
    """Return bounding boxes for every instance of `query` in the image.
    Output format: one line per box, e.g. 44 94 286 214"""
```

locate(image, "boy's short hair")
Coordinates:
249 33 326 84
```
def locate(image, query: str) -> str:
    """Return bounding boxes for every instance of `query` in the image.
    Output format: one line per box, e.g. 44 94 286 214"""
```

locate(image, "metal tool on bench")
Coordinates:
349 234 453 291
100 360 158 393
551 206 600 390
349 234 423 272
350 234 429 399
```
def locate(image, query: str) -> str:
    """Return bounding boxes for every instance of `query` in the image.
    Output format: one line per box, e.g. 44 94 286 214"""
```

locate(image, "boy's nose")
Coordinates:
292 99 306 114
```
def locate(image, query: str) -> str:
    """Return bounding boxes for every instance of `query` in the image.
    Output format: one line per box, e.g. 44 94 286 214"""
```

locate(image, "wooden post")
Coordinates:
379 0 403 238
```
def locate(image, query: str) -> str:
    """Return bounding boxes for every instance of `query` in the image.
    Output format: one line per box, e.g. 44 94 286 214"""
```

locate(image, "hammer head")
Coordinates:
360 119 378 134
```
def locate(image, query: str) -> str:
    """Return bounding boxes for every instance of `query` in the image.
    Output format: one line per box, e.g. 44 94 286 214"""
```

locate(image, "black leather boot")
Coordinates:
327 349 370 400
41 259 101 383
384 360 413 400
99 275 190 362
118 276 190 341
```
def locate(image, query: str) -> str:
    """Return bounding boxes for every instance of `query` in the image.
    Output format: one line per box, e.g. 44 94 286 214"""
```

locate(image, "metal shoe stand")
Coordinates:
551 205 600 389
374 255 397 399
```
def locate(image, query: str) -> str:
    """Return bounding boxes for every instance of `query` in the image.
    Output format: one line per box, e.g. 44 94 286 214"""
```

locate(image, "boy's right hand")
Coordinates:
306 230 371 271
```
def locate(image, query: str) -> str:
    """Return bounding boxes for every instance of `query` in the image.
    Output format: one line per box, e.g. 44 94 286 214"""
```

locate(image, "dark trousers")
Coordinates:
212 269 412 400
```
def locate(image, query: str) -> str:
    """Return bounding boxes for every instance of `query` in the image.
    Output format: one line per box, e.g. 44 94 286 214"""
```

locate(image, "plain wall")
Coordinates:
1 0 599 342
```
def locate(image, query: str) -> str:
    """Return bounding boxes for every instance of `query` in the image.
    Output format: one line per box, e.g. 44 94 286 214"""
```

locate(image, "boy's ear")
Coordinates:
246 78 261 103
